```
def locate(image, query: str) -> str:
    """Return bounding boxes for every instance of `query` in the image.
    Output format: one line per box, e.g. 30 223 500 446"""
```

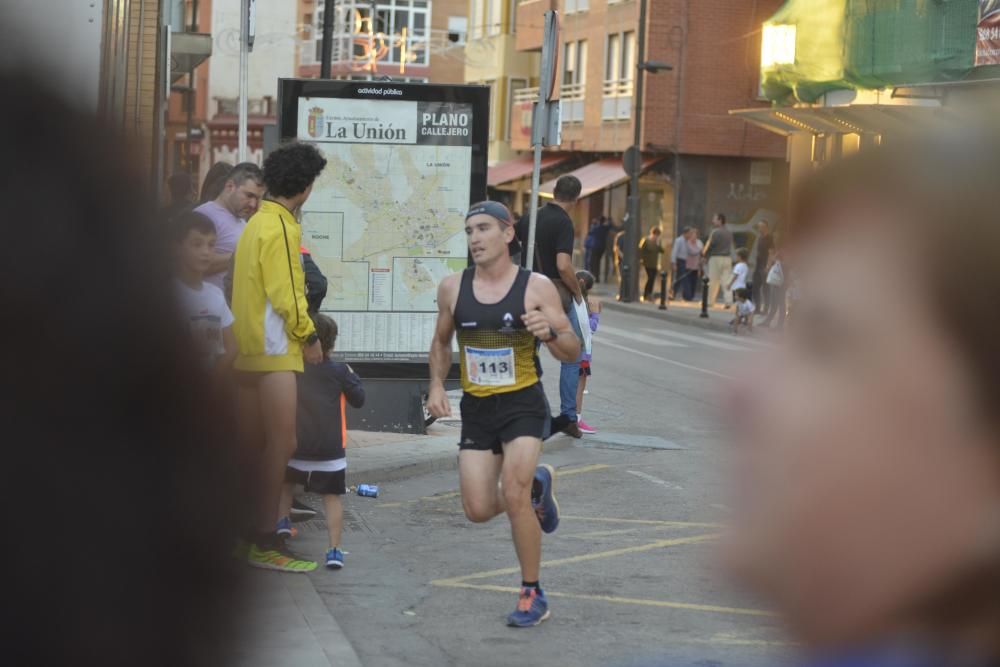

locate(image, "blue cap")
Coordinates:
465 200 514 227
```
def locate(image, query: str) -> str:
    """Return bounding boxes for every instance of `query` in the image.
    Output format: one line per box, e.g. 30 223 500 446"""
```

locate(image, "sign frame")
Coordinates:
276 78 490 379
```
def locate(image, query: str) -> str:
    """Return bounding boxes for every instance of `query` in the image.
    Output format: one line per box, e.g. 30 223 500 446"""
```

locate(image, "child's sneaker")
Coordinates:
326 548 345 570
577 417 596 434
276 516 297 538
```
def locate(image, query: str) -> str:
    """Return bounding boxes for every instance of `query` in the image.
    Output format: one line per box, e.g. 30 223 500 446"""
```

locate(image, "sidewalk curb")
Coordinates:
600 299 733 333
346 434 578 486
283 575 364 667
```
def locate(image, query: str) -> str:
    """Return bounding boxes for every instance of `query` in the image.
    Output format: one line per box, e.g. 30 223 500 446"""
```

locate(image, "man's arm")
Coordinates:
556 252 583 303
523 275 581 363
427 275 459 417
702 230 715 257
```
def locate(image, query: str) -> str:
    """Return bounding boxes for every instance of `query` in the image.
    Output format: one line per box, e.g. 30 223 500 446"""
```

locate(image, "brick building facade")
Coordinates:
506 0 790 258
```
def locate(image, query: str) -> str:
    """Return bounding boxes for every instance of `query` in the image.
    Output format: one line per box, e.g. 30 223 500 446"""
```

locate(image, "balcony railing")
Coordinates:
561 82 585 123
602 79 633 120
513 86 539 104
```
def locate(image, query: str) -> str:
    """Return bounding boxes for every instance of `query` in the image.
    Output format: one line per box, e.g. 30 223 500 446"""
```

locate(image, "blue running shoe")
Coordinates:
532 464 560 534
506 587 550 627
326 548 344 570
276 516 294 538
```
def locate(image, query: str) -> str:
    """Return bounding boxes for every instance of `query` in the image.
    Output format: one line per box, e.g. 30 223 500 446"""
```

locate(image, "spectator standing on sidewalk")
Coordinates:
762 244 786 329
588 215 613 281
681 228 704 301
194 162 265 291
703 213 734 308
752 220 774 315
670 227 688 297
640 226 664 302
160 171 196 222
516 175 585 438
198 161 234 204
277 314 365 570
231 142 328 573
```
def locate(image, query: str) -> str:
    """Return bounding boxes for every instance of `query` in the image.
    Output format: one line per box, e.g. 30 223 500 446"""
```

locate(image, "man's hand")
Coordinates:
426 383 451 418
303 339 323 364
522 309 555 341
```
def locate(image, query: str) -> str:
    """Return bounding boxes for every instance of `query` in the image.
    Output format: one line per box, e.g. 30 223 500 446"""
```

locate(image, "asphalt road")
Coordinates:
292 308 793 667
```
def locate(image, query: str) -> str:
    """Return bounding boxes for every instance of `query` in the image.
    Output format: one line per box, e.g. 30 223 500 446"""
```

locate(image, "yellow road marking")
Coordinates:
564 528 644 539
431 582 772 618
377 502 406 508
432 533 719 586
561 515 724 529
556 463 611 477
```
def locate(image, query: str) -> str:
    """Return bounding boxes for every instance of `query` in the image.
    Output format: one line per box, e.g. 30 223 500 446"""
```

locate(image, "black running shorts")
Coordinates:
284 467 346 495
459 384 548 455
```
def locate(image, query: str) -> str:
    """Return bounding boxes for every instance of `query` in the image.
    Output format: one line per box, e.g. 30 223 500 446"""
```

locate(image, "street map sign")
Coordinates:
277 79 489 371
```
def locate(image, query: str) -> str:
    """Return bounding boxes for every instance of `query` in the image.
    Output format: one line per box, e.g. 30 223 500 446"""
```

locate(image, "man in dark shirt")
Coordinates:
588 216 613 280
751 220 774 315
516 175 584 438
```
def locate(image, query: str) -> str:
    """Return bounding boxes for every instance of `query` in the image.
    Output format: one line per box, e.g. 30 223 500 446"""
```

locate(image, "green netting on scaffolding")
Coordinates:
761 0 992 104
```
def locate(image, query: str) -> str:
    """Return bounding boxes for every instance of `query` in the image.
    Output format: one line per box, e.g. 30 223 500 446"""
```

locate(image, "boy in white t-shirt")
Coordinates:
729 247 750 295
172 211 237 374
730 288 755 335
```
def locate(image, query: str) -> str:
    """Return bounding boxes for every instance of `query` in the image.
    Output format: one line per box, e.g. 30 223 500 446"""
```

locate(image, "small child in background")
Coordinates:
277 314 365 570
171 211 236 377
575 270 601 435
729 247 750 297
731 288 755 335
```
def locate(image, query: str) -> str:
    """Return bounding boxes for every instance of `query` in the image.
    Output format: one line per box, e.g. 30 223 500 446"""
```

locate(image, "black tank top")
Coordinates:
454 267 541 397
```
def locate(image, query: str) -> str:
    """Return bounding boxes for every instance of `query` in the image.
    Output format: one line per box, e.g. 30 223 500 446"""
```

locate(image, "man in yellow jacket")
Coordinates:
231 141 328 572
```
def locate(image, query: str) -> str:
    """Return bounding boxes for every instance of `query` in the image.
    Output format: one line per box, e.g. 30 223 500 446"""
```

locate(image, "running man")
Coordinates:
427 201 580 627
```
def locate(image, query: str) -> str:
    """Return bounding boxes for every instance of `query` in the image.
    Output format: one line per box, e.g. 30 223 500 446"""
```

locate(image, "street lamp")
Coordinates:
622 1 672 303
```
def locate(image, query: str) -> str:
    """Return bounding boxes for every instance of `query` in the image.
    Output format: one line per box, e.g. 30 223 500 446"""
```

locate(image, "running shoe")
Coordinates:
247 542 317 573
577 417 596 435
506 587 550 627
290 498 318 519
532 464 560 534
276 516 297 539
326 548 345 570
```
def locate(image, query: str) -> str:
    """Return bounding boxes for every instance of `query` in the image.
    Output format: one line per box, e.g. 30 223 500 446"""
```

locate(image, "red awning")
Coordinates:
539 156 662 199
487 153 571 187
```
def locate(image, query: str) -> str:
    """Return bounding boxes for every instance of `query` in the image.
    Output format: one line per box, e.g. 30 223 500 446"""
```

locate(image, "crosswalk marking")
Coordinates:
640 327 751 352
598 325 688 347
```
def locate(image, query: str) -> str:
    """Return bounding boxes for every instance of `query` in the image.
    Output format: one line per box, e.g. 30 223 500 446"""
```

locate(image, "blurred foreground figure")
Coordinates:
727 129 1000 665
0 73 245 665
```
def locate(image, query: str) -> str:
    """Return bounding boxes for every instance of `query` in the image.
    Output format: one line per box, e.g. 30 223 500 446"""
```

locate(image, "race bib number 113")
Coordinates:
465 346 516 386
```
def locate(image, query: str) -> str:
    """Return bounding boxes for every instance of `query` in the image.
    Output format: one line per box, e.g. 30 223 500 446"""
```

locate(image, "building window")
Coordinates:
303 1 431 70
448 16 467 44
507 77 528 141
564 0 589 14
470 0 502 40
562 39 586 123
602 30 634 120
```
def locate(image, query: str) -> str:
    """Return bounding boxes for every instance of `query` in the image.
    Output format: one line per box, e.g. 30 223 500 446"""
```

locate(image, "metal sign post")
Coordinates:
238 0 255 161
525 11 561 271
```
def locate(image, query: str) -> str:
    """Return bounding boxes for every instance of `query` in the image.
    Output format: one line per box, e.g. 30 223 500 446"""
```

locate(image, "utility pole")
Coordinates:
320 0 335 79
622 0 671 302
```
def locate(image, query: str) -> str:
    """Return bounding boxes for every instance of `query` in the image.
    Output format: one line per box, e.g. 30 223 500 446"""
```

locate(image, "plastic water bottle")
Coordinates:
357 484 379 498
